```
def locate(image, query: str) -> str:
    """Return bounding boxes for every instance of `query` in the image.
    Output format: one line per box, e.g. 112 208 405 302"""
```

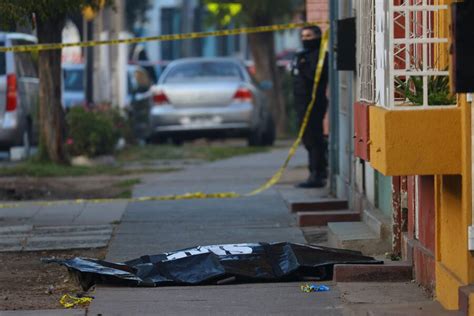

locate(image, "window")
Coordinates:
192 7 204 57
164 62 243 83
63 68 84 92
161 8 182 60
388 0 453 108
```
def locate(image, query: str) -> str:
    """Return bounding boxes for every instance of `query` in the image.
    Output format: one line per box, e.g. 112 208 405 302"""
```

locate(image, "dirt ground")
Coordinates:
0 176 138 201
0 248 106 311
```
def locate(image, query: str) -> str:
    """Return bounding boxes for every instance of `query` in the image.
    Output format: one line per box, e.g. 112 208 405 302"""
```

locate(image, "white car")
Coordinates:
150 57 275 146
0 32 39 152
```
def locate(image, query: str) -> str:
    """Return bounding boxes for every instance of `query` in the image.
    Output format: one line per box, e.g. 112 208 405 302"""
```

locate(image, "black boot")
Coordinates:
296 173 326 188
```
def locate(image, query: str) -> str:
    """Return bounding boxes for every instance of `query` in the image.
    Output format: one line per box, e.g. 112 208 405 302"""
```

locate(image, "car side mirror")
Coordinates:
259 80 273 91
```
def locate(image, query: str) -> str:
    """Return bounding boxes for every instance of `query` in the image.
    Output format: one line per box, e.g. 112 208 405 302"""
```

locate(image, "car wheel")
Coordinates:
247 127 264 147
262 115 276 146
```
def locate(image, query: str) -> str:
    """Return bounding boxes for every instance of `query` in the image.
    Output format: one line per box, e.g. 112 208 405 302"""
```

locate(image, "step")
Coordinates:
327 221 391 255
333 262 413 282
458 285 474 315
290 199 348 213
297 210 360 227
362 208 392 240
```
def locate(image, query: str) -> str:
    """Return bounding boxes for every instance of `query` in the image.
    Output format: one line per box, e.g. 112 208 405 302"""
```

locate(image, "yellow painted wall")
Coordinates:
436 96 474 310
366 0 474 311
432 0 474 311
369 106 462 176
367 89 472 313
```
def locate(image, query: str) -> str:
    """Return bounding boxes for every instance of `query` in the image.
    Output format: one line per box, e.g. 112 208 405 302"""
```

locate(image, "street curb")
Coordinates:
297 210 360 227
289 199 348 213
333 262 413 282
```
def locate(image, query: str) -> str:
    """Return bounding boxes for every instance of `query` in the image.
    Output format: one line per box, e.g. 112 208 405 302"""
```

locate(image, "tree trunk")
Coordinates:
248 32 286 137
36 16 68 164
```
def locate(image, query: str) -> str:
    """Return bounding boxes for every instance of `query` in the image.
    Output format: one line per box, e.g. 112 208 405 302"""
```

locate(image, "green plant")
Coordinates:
117 144 270 162
395 75 456 106
66 107 119 157
98 106 135 144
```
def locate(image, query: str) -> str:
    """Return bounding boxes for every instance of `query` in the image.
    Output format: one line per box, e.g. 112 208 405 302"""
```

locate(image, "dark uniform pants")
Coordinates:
296 95 328 178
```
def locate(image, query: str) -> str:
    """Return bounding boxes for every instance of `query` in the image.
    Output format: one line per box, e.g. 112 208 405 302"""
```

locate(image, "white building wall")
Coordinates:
144 0 182 62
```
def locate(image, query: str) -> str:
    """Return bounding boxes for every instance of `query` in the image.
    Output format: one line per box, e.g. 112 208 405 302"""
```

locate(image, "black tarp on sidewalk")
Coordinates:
46 242 382 290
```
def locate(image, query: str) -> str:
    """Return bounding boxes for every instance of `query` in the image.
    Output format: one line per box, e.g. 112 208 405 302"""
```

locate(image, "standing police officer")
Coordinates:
292 25 328 188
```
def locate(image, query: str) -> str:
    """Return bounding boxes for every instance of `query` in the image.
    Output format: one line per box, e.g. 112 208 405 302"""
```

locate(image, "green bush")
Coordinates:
99 107 135 145
66 107 119 157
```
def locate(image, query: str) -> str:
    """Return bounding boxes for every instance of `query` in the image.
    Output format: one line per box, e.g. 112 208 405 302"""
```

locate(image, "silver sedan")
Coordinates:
150 58 275 146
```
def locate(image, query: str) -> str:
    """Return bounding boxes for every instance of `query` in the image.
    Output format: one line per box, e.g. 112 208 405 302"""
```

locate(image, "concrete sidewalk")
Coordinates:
86 147 458 315
0 146 460 315
0 201 127 251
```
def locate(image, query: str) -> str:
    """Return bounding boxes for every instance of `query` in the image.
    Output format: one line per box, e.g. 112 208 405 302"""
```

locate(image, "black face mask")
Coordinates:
302 38 321 51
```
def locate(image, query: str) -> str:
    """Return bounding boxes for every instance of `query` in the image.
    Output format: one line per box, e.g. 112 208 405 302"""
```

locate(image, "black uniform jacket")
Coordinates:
291 47 329 119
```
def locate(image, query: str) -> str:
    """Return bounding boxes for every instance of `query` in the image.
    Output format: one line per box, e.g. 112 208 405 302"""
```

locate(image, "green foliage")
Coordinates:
0 161 119 177
0 160 176 177
0 0 113 28
117 144 270 163
395 75 456 106
203 0 303 27
114 178 141 188
66 107 119 157
98 106 135 144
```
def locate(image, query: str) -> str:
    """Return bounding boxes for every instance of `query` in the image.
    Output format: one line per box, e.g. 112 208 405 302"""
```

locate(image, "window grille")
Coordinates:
388 0 453 108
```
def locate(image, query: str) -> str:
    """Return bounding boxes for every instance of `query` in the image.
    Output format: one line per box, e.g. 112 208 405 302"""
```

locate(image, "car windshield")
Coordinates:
0 42 5 75
164 61 243 83
64 68 84 92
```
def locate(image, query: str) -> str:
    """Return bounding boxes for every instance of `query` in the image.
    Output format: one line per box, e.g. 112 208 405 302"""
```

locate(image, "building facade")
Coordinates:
142 0 301 63
308 0 474 313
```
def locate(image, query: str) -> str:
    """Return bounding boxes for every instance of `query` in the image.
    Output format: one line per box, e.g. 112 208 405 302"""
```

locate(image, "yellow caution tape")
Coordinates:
0 21 327 53
245 29 329 197
59 294 93 308
0 29 329 208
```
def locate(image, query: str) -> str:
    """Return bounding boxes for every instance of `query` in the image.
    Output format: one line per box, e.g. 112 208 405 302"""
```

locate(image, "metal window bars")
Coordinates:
387 0 454 109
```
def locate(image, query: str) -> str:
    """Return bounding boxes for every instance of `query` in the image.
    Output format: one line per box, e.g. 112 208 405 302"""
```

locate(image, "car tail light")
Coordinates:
153 91 169 106
233 88 253 102
6 74 17 112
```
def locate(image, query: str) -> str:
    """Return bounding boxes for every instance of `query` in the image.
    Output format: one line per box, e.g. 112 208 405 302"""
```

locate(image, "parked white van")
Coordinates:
0 33 39 154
